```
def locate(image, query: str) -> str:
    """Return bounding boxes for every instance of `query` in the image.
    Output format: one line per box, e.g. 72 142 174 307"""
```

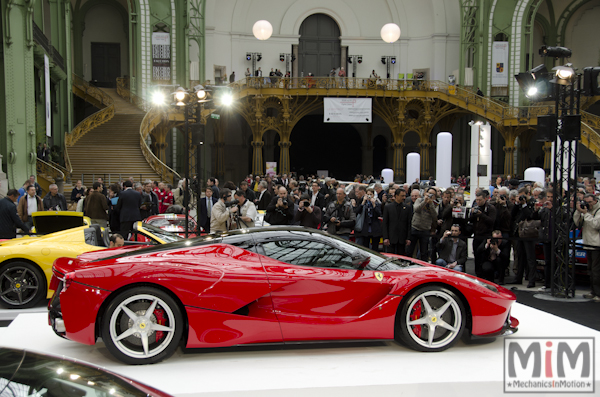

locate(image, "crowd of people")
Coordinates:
1 171 599 301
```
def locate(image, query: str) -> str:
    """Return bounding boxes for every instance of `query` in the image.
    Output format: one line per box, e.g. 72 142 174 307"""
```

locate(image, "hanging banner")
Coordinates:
44 54 51 137
491 41 509 87
323 98 372 123
266 162 277 177
152 32 171 81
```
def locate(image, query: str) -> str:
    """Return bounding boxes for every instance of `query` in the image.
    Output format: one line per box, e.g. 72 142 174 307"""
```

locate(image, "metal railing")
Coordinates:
116 77 150 112
74 173 163 187
67 74 115 146
139 107 180 184
36 158 65 183
32 22 65 72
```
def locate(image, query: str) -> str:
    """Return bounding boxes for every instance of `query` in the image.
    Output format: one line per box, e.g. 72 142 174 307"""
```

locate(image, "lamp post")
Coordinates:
347 55 362 77
381 55 396 79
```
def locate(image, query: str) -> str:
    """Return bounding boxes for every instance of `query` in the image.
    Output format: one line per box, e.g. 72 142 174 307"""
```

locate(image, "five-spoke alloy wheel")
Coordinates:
102 287 183 364
0 262 46 309
396 286 465 352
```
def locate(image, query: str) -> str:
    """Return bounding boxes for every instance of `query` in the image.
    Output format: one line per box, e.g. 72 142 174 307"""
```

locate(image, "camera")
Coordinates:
500 195 507 201
453 198 459 205
225 199 239 207
519 195 526 202
490 238 499 245
580 200 589 210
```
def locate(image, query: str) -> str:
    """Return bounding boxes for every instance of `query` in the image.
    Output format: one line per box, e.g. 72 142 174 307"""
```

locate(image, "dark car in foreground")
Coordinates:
49 227 518 365
0 347 172 396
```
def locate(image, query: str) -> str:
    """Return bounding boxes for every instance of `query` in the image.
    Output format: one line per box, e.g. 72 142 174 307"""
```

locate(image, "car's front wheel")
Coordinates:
0 262 46 309
396 286 466 352
102 287 183 365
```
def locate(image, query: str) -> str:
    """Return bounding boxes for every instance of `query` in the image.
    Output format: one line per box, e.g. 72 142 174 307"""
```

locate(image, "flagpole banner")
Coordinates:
152 32 171 81
491 41 508 87
44 54 51 137
323 98 372 123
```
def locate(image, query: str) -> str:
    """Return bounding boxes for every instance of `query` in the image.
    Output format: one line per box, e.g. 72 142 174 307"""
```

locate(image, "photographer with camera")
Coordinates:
406 188 438 262
323 188 356 240
230 190 257 229
535 190 554 291
353 187 382 251
266 186 295 225
574 193 600 301
470 191 496 278
476 230 510 283
294 194 322 228
435 224 467 271
491 187 512 238
507 187 537 287
210 188 238 232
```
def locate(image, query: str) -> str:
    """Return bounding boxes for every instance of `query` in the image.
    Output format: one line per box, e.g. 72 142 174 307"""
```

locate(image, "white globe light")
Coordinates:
253 20 273 40
380 23 401 43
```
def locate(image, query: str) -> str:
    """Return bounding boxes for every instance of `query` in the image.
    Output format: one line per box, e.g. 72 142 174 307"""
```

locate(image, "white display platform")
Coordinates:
1 303 599 397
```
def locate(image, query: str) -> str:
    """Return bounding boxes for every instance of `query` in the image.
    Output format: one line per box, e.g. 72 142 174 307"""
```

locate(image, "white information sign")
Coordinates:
323 98 372 123
491 41 508 87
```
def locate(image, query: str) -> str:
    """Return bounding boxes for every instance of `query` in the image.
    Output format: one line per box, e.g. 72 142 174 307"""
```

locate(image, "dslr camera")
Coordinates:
499 195 507 201
490 238 499 245
225 199 240 207
580 200 589 210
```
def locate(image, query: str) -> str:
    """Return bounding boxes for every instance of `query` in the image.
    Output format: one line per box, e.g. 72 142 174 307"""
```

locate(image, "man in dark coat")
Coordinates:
198 186 218 233
255 181 271 211
476 230 510 283
382 189 412 255
42 184 67 211
115 180 142 238
0 189 32 239
436 224 468 272
266 186 294 225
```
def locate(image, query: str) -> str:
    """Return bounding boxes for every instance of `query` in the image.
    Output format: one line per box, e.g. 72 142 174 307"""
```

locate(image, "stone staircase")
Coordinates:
68 89 161 187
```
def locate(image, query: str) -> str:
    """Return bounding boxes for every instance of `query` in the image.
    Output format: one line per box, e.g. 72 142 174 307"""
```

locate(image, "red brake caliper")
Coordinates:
153 308 166 341
410 300 423 338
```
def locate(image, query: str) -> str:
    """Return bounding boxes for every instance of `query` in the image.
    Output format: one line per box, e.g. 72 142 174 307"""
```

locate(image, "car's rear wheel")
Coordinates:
102 287 183 365
0 262 46 309
396 286 465 352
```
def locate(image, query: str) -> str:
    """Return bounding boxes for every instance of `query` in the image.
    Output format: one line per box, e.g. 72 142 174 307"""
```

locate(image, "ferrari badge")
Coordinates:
375 272 383 282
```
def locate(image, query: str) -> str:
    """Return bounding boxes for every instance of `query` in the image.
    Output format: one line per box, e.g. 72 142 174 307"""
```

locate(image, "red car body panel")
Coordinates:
50 229 517 353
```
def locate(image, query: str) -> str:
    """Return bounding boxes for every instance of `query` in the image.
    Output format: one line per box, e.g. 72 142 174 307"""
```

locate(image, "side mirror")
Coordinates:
351 251 370 269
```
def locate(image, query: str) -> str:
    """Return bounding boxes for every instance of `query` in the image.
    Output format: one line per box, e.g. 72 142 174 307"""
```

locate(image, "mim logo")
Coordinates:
504 338 595 393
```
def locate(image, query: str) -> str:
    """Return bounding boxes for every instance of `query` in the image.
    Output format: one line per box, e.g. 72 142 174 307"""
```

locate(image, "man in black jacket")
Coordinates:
476 230 510 283
198 186 218 233
436 224 467 272
43 184 67 211
255 181 271 211
382 189 412 254
507 188 537 287
266 186 294 225
116 180 142 238
470 191 496 278
0 189 32 239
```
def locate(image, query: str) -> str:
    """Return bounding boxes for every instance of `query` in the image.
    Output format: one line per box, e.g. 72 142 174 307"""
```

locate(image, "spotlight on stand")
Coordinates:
246 53 251 61
280 54 285 62
539 46 572 59
552 65 575 85
391 57 396 64
257 54 262 62
151 91 165 106
358 56 362 64
583 67 600 96
515 64 553 101
381 57 386 65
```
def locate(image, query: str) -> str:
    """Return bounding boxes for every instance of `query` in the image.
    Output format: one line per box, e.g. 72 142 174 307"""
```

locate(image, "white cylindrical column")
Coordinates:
436 132 452 189
381 168 394 184
524 167 545 185
406 153 421 184
478 123 492 190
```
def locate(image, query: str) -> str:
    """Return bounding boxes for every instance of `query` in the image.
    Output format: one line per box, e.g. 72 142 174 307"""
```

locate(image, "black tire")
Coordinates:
102 287 183 365
395 285 466 352
0 262 46 309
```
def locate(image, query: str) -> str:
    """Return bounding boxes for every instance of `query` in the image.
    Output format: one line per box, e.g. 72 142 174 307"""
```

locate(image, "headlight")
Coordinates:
453 273 498 293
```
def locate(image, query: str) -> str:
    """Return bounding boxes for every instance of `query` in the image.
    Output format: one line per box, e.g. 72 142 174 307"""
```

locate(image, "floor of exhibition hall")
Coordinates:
1 303 599 397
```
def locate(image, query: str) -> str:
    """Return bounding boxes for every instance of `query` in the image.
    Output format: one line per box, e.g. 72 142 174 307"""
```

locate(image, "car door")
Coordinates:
256 233 395 341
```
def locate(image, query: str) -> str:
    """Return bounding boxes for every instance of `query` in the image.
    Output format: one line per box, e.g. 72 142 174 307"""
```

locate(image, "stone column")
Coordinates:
419 142 431 178
503 146 516 177
1 0 37 188
251 140 264 176
392 142 405 180
278 140 291 175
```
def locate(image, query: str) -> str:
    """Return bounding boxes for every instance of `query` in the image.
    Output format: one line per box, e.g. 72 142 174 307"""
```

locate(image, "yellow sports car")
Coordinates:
0 212 180 309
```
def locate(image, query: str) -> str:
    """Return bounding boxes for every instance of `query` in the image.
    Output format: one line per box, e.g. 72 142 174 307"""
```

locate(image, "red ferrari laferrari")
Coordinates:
49 227 518 365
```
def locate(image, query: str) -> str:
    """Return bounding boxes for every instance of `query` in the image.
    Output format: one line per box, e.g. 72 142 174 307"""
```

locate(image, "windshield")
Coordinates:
147 217 194 228
138 222 183 243
326 236 420 271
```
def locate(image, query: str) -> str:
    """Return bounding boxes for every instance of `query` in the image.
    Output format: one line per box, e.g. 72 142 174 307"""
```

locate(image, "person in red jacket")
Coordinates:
160 184 174 214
